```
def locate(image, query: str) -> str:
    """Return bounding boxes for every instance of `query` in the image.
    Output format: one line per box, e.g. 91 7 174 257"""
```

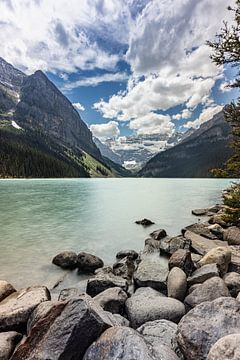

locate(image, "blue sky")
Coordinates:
0 0 238 140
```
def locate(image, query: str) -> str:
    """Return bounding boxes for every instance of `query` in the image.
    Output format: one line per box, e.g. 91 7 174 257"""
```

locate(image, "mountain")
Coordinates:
138 112 233 178
0 57 126 178
93 137 122 164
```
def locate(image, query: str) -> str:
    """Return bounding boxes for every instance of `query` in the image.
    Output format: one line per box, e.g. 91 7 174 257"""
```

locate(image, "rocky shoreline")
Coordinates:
1 202 240 359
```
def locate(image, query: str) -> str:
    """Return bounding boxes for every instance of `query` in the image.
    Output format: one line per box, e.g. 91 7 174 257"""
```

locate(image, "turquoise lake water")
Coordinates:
0 178 233 289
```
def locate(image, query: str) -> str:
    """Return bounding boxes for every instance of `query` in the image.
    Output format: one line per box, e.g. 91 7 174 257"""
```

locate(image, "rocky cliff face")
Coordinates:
139 112 233 178
0 57 25 92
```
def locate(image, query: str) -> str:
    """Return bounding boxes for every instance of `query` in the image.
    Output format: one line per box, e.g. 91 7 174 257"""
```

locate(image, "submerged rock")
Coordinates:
167 267 187 301
125 287 185 328
192 209 208 216
0 331 22 360
0 286 50 331
177 297 240 360
184 276 230 309
12 295 114 360
0 280 16 303
94 287 128 314
198 246 231 275
207 333 240 360
168 249 195 276
135 219 155 227
52 251 78 269
77 252 104 273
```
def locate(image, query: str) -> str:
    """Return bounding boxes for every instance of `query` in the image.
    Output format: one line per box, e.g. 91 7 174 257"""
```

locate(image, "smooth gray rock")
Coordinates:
137 319 184 360
184 277 230 309
86 271 128 297
0 286 50 331
187 263 219 286
0 331 22 360
167 267 187 301
134 253 169 292
116 250 138 261
184 230 228 256
113 256 135 281
0 281 16 303
52 251 78 269
125 287 185 329
12 295 114 360
224 226 240 245
207 333 240 360
150 229 167 240
223 272 240 297
169 249 195 276
94 287 128 314
192 209 208 216
160 235 191 255
198 246 231 275
83 326 179 360
77 252 104 273
177 297 240 360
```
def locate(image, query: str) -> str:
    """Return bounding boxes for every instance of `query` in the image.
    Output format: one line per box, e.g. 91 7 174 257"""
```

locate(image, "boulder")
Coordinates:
27 301 58 334
223 272 240 297
187 263 219 286
52 251 78 269
188 284 201 294
11 295 114 360
77 252 104 273
110 313 130 327
58 287 84 301
184 223 218 240
86 271 128 297
177 297 240 360
134 253 169 292
223 226 240 245
135 219 155 226
144 238 161 254
0 286 50 331
168 249 195 276
184 277 230 309
150 229 167 240
207 333 240 360
113 257 135 281
198 247 231 275
184 230 228 256
229 245 240 273
208 213 227 227
0 331 22 360
125 287 185 328
237 292 240 301
0 280 16 303
191 253 202 264
207 224 224 239
83 326 179 360
167 267 187 301
192 209 208 216
116 250 139 261
137 319 184 360
159 235 191 255
94 287 128 314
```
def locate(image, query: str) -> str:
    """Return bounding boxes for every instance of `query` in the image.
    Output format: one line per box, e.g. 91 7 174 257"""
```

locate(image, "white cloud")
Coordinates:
63 72 128 90
172 109 192 121
184 104 223 129
90 121 120 140
73 102 85 111
129 112 174 136
219 81 232 92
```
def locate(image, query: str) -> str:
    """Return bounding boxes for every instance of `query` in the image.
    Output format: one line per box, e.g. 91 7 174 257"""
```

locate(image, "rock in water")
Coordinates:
0 286 50 331
192 209 208 216
177 297 240 360
223 272 240 297
0 280 16 302
167 267 187 301
94 287 128 314
12 296 114 360
125 287 185 328
77 252 104 273
184 277 230 309
187 263 219 286
150 229 167 240
0 331 22 359
135 219 155 226
198 247 231 275
116 250 138 261
207 333 240 360
83 326 179 360
223 226 240 245
52 251 78 269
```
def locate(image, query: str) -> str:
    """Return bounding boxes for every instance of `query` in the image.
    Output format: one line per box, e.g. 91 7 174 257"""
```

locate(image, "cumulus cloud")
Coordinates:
73 102 85 111
129 112 174 136
90 121 120 140
63 72 128 90
184 104 223 129
172 109 192 121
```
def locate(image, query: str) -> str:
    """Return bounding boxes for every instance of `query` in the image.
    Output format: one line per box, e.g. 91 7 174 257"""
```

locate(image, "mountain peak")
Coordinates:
0 56 26 90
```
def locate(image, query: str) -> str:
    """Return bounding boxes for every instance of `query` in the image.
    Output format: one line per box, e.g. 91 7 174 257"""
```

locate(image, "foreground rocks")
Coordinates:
177 297 240 360
223 226 240 245
94 287 128 314
86 269 128 297
0 280 16 302
187 263 219 286
52 251 78 269
0 331 22 359
125 287 185 328
168 249 195 275
77 252 104 273
167 267 187 301
198 247 231 275
207 333 240 360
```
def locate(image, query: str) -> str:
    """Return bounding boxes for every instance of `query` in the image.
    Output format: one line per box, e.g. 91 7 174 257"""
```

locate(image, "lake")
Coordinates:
0 178 232 289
